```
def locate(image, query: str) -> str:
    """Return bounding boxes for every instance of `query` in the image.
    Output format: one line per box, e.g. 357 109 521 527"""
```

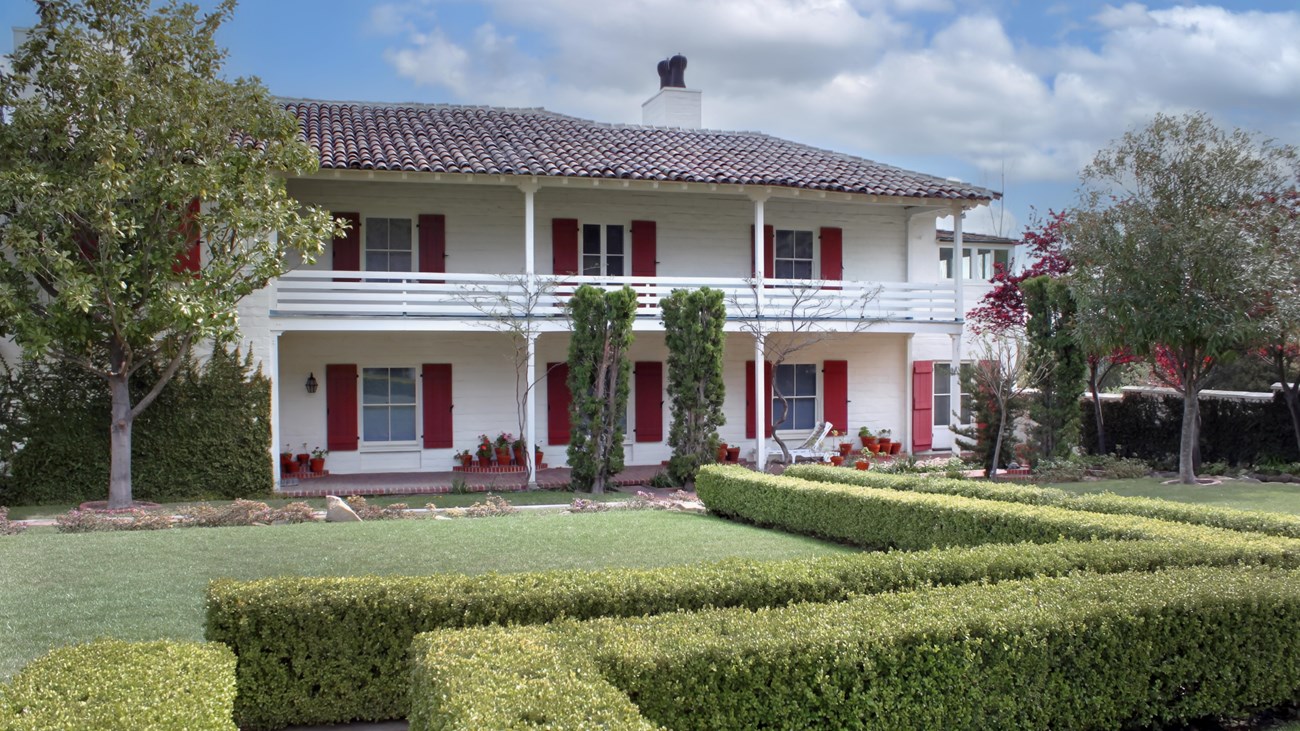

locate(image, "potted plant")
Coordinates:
512 436 528 467
309 446 328 473
855 456 871 470
535 447 544 467
858 426 878 449
296 442 311 468
889 441 902 456
455 449 474 469
877 428 893 452
495 432 514 466
829 454 845 467
280 444 295 471
476 435 494 468
726 445 741 462
717 442 729 462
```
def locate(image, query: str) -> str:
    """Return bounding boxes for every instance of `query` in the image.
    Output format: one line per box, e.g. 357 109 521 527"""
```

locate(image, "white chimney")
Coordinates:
642 54 702 129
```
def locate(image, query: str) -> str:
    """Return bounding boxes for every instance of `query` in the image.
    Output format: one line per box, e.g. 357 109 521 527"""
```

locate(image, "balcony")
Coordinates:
269 270 960 332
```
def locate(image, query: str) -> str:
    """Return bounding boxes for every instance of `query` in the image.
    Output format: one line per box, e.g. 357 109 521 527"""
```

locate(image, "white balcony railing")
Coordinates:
270 270 959 325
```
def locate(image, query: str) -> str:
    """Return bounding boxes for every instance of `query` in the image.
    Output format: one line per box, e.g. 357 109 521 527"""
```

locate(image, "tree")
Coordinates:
968 209 1072 335
566 285 636 493
661 287 727 486
1249 188 1300 457
0 0 340 507
956 330 1046 480
1067 112 1295 484
730 279 879 464
1021 275 1086 461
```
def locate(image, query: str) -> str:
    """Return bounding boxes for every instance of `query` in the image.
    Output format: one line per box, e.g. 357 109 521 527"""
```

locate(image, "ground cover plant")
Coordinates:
0 511 846 681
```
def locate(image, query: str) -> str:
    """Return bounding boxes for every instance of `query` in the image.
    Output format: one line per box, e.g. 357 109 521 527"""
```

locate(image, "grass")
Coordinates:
1050 477 1300 516
2 488 623 521
0 510 851 680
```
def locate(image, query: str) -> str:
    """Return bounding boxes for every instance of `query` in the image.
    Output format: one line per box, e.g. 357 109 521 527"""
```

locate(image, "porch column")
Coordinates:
269 330 282 489
525 332 539 488
750 190 770 469
519 180 540 276
950 333 962 444
952 203 965 323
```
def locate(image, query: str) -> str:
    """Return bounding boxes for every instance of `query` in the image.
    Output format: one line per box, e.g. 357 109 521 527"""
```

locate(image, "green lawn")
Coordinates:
1050 477 1300 516
3 488 621 521
0 510 851 679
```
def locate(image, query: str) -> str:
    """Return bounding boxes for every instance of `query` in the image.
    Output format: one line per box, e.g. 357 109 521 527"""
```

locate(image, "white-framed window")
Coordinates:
939 247 1011 281
365 217 413 272
774 229 814 279
582 223 625 276
934 362 973 428
362 367 417 443
772 363 817 431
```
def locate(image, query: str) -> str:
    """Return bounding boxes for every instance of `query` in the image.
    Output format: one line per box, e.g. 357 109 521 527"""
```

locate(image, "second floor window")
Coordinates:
583 223 625 276
772 363 817 431
774 229 814 279
939 246 1010 281
365 217 413 272
362 367 417 443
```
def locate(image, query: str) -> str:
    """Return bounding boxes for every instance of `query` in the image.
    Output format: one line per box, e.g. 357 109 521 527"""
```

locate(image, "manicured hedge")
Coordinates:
208 529 1300 729
785 463 1300 538
0 639 236 731
413 566 1300 731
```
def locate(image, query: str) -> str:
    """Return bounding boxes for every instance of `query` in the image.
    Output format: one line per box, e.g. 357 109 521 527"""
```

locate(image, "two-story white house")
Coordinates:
236 71 1000 488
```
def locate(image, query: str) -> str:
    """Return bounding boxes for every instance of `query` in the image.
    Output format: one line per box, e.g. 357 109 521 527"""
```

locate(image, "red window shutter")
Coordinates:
634 361 663 442
326 364 359 452
819 227 842 287
75 228 99 262
418 214 446 274
749 225 775 277
173 197 201 274
332 212 361 282
822 360 848 434
552 218 579 275
745 360 773 438
547 362 571 445
630 220 657 277
421 363 453 449
912 361 934 453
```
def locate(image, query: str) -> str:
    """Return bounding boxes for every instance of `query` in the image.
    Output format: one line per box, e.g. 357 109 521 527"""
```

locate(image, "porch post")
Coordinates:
519 179 539 276
952 203 965 323
269 330 282 490
525 332 539 488
750 190 770 469
950 333 962 444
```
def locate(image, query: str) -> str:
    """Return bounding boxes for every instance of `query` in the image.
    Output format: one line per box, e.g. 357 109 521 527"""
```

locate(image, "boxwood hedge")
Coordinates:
784 463 1300 538
412 566 1300 731
209 468 1300 729
0 639 236 731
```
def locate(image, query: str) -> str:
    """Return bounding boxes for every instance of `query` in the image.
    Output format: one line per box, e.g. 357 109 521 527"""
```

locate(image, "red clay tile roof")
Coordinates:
281 99 997 202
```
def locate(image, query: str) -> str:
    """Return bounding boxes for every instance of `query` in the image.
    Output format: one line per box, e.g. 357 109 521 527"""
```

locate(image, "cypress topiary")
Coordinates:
662 288 727 485
566 285 637 493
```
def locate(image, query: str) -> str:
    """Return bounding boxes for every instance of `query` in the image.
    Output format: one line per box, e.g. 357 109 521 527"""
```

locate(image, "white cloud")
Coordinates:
375 1 1300 193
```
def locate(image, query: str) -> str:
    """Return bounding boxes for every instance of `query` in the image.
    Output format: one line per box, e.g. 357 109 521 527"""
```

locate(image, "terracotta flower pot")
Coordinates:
282 461 299 476
855 460 870 471
296 453 310 465
838 443 853 456
862 436 878 448
717 443 729 462
877 439 892 452
478 454 492 468
535 450 544 466
727 446 741 462
890 442 902 455
514 446 526 466
459 455 474 469
309 457 325 473
829 455 845 467
495 447 512 466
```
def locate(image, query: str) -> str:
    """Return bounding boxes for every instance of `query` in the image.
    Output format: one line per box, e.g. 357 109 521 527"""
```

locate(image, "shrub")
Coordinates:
0 507 24 536
268 502 317 524
344 495 410 520
569 498 609 513
414 566 1300 731
463 495 516 518
178 499 272 528
54 508 172 533
0 639 236 730
206 533 1299 729
783 464 1300 539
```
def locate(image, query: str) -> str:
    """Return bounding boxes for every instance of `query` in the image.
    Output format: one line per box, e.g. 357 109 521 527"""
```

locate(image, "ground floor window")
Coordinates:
772 363 817 430
362 367 417 442
934 362 973 428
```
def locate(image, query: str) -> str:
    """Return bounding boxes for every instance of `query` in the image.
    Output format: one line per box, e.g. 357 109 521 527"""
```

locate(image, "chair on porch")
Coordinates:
783 421 835 463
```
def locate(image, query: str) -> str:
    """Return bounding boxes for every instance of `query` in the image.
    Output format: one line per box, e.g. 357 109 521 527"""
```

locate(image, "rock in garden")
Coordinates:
325 495 362 522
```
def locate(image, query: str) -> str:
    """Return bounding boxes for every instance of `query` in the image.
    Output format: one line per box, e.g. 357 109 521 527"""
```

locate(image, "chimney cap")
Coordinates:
656 54 687 89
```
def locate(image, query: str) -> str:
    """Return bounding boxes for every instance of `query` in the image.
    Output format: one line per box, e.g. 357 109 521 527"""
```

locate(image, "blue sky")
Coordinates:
5 0 1299 235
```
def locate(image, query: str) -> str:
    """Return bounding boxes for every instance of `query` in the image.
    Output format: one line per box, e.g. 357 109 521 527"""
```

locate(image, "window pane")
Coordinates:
389 219 411 249
583 224 601 255
934 363 951 395
960 394 973 425
794 230 813 259
793 397 815 430
365 251 387 272
390 406 417 441
774 364 795 395
939 247 953 279
583 255 602 276
793 364 816 396
363 369 389 404
607 255 624 276
775 230 794 258
366 218 387 249
390 368 416 403
771 399 788 427
363 406 390 441
774 261 794 279
793 261 813 280
933 395 951 427
606 225 624 255
388 252 412 272
994 249 1010 272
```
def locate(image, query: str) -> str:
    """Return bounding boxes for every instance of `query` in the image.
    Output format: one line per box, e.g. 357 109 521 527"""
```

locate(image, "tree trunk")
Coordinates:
108 372 134 509
1089 363 1107 454
990 397 1007 483
1178 388 1200 485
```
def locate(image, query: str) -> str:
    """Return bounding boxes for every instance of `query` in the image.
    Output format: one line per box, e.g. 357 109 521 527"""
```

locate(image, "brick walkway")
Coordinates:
277 463 672 498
